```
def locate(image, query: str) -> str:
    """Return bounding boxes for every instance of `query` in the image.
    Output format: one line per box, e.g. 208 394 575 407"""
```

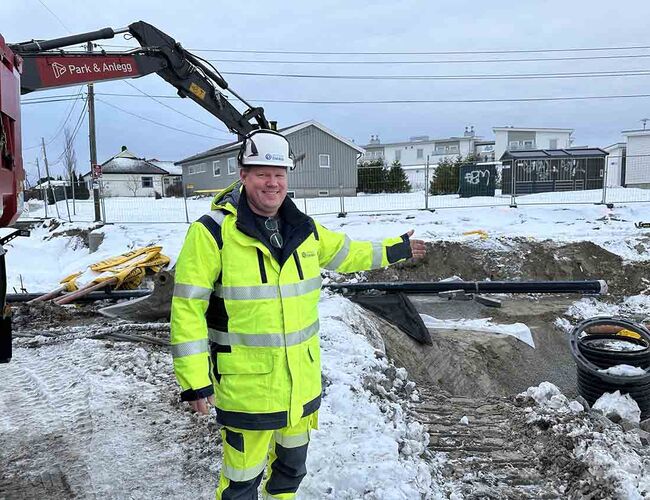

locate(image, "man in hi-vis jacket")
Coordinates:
171 129 426 499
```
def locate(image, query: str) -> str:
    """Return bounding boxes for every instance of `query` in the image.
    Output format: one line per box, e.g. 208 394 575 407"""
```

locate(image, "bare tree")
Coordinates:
126 175 141 197
63 127 77 212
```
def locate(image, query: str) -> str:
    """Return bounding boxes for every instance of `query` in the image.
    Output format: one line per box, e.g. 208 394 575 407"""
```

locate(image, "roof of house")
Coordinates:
622 129 650 136
493 126 574 133
83 149 178 177
363 134 477 149
149 160 182 175
603 142 626 151
176 120 364 165
500 148 608 161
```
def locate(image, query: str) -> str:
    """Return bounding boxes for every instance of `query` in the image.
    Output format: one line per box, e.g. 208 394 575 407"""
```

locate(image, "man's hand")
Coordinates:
189 395 214 415
406 229 426 259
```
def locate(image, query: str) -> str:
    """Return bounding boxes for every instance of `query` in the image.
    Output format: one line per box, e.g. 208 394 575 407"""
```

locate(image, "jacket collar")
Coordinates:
213 181 315 266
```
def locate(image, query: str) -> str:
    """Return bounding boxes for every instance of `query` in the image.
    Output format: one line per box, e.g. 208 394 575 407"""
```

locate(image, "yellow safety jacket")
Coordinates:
170 183 412 430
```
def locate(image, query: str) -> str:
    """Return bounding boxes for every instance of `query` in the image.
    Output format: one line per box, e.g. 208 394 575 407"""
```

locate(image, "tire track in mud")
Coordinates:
0 349 96 499
413 387 563 499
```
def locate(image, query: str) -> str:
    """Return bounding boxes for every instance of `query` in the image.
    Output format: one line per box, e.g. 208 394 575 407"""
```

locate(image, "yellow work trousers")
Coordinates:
216 412 317 500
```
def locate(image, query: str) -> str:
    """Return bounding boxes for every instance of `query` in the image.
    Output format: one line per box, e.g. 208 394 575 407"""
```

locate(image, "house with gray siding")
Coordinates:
176 120 364 198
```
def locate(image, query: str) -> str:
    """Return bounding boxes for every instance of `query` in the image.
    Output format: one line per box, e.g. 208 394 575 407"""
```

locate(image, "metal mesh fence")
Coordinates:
18 154 650 223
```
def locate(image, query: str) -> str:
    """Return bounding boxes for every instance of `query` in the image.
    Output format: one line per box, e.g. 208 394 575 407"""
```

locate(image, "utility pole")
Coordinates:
35 157 48 218
41 138 60 219
87 41 101 222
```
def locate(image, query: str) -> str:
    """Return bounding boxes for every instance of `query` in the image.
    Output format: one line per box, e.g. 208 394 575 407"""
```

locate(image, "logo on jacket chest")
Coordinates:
301 250 317 259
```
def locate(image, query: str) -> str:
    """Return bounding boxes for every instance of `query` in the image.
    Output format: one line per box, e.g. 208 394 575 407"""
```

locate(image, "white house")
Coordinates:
83 147 180 197
361 127 491 166
621 129 650 188
493 127 573 161
603 142 626 187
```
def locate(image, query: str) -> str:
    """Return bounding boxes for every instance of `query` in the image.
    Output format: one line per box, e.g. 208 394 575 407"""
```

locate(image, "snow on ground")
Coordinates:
7 194 650 498
519 382 650 499
420 314 535 348
592 391 643 424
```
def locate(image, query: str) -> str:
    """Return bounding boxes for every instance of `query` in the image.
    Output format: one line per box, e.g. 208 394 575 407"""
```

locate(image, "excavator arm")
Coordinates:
0 21 273 363
11 21 269 137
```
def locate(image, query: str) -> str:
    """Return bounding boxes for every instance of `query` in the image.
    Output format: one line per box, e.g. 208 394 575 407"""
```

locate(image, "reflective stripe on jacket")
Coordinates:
170 182 412 430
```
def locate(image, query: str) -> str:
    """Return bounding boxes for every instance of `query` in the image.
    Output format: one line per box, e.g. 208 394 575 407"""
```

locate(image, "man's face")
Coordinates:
240 166 288 217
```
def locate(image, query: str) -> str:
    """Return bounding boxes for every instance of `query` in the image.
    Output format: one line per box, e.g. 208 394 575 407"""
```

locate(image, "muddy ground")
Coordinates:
4 237 650 498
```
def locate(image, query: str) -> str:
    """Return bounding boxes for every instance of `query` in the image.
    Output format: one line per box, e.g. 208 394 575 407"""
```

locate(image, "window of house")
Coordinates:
228 157 237 174
416 148 423 159
549 139 558 149
509 141 520 150
141 176 153 188
435 145 445 154
213 160 221 176
287 191 296 198
449 145 459 153
318 190 329 197
523 140 535 149
394 150 401 162
319 154 330 168
188 165 195 175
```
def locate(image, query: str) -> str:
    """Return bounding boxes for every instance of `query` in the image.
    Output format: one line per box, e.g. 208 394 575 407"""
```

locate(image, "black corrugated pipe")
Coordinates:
569 316 650 419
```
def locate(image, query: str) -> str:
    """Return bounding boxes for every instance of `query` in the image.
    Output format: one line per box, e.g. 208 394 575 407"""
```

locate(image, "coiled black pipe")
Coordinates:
569 317 650 419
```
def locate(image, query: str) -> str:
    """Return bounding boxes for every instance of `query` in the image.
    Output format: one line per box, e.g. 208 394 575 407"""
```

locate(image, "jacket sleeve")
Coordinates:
170 222 222 401
315 221 412 273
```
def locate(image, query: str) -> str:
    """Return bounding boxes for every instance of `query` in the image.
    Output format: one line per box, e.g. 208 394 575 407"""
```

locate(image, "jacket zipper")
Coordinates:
256 248 268 284
292 251 304 280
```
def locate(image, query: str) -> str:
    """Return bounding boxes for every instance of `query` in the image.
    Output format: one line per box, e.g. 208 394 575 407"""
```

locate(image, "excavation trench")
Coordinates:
363 239 650 398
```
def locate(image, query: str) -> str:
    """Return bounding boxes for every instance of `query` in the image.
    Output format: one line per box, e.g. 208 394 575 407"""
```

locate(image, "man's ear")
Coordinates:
239 167 247 184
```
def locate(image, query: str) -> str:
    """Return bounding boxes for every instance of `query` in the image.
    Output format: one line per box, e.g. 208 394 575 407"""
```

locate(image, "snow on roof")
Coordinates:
149 160 182 176
34 179 69 188
101 156 168 175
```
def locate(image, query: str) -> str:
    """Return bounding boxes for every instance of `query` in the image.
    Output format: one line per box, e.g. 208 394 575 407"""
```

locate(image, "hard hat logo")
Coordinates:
239 129 294 169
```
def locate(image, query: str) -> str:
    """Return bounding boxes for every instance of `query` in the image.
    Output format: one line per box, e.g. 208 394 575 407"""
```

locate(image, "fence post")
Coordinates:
62 183 72 222
338 184 346 218
99 180 107 223
600 158 609 205
510 161 518 208
425 155 430 210
42 185 48 218
182 182 190 223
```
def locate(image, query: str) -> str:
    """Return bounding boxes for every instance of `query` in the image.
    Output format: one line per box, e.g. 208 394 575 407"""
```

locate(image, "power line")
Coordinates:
22 97 82 105
219 69 650 81
248 94 650 104
97 42 650 56
121 80 230 133
24 92 650 105
204 53 650 65
36 0 72 33
23 88 84 149
95 97 232 141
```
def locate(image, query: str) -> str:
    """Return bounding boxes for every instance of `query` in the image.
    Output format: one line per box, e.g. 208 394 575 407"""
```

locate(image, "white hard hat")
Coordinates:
238 129 294 168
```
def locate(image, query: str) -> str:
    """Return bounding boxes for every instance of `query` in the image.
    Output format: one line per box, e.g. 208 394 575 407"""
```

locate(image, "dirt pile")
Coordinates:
369 239 650 296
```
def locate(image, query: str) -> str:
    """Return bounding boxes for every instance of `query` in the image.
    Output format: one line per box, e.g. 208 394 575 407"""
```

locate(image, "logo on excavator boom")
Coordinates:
52 62 67 79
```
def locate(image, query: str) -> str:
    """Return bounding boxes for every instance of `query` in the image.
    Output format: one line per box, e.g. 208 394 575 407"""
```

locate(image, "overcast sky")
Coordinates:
4 0 650 183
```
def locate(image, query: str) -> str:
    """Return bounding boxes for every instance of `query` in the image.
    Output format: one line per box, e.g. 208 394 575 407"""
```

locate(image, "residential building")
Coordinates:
360 128 495 191
361 127 481 166
176 120 364 198
603 143 626 187
82 147 181 197
621 129 650 188
493 127 573 160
